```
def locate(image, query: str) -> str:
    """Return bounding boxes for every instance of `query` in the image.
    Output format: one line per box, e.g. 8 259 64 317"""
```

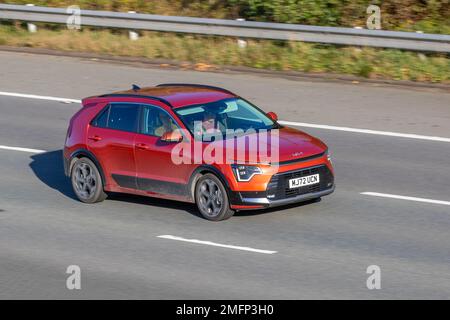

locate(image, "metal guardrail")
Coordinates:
1 3 449 53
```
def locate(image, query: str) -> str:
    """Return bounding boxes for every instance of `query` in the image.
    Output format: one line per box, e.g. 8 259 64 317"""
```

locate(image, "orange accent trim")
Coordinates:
231 204 264 210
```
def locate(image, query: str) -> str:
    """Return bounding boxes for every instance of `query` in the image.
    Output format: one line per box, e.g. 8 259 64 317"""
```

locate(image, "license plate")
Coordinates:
289 174 320 189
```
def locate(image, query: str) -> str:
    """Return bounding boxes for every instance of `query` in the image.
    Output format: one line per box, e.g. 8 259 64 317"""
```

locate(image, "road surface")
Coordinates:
0 51 449 299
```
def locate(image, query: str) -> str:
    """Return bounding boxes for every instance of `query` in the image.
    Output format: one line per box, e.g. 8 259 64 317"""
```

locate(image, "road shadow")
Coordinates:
28 150 200 216
234 197 321 217
28 150 315 219
106 193 201 217
109 193 315 219
29 150 77 200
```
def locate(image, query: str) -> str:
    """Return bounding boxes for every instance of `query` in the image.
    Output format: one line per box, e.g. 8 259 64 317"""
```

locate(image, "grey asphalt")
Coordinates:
0 51 449 299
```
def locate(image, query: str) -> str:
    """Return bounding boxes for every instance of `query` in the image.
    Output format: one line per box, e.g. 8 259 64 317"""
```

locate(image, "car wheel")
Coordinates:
195 173 234 221
71 157 107 204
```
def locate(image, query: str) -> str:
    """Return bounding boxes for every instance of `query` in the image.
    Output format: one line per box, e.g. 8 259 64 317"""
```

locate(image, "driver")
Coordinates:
202 109 225 134
155 111 178 137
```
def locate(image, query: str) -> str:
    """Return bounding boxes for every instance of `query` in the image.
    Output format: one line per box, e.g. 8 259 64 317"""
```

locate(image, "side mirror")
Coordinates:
161 130 183 143
267 111 278 122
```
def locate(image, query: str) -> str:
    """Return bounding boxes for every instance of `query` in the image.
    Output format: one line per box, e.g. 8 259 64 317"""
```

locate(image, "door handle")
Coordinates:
88 135 102 142
135 143 149 150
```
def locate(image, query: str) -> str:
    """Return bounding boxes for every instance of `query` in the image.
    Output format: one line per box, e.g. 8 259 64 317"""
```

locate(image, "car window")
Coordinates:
175 98 275 136
224 99 264 123
140 105 180 137
107 104 139 132
93 106 109 128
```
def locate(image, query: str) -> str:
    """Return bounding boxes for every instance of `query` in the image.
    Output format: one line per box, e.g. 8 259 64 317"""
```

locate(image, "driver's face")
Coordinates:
204 111 214 122
202 111 216 131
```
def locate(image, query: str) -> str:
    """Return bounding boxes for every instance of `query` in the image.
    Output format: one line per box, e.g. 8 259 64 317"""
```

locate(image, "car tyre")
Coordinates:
195 173 234 221
71 157 107 204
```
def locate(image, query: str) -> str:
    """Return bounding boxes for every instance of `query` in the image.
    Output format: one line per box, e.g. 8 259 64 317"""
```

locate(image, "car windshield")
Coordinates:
175 98 277 138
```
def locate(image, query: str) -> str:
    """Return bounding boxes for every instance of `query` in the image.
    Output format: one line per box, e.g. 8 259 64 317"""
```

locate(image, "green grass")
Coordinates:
0 24 448 83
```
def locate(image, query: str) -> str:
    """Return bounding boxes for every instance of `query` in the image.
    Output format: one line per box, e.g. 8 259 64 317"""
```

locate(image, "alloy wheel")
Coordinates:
72 161 97 200
198 178 223 217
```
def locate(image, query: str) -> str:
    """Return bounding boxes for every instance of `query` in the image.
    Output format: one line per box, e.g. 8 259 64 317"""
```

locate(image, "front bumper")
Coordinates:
239 185 334 208
229 164 335 209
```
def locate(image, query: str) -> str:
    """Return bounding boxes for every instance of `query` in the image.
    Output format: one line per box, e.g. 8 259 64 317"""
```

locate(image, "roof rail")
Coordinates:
156 83 235 96
99 94 174 108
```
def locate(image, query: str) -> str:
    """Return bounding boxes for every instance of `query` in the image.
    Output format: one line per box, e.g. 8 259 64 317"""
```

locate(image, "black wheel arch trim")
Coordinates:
188 165 240 204
66 149 106 185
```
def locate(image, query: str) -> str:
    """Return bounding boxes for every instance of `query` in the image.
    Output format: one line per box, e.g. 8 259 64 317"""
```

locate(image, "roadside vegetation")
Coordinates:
1 1 449 83
0 24 448 83
4 0 450 34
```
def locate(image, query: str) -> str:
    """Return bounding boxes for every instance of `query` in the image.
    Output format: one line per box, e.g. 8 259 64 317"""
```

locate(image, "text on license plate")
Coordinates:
289 174 320 189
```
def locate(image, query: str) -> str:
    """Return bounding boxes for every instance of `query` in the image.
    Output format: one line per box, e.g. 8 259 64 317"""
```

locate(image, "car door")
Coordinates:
87 103 139 190
134 104 193 197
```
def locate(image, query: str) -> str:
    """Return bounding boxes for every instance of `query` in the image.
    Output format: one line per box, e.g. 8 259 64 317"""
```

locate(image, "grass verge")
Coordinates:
0 24 448 83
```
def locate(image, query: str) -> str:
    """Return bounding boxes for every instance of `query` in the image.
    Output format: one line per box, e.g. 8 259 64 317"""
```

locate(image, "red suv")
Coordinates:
64 84 334 221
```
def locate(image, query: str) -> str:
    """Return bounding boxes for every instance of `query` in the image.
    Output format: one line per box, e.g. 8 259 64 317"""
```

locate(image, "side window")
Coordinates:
92 105 109 128
107 104 139 132
140 105 180 137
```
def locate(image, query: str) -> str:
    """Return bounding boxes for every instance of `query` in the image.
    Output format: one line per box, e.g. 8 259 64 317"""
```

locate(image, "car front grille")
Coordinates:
266 165 334 200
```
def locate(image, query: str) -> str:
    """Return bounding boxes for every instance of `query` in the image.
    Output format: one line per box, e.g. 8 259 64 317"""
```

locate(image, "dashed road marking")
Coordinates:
157 235 277 254
361 192 450 206
0 91 81 104
0 145 46 154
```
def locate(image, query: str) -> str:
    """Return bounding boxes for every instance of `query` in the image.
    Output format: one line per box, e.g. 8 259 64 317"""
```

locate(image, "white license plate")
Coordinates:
289 174 320 189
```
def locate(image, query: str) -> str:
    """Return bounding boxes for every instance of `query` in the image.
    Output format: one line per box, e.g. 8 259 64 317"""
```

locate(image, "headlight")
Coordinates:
231 164 262 182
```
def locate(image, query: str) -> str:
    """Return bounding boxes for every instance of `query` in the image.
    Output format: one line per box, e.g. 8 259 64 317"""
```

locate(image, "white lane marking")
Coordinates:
157 235 277 254
279 121 450 143
0 91 81 104
0 145 46 154
361 192 450 206
1 91 449 143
